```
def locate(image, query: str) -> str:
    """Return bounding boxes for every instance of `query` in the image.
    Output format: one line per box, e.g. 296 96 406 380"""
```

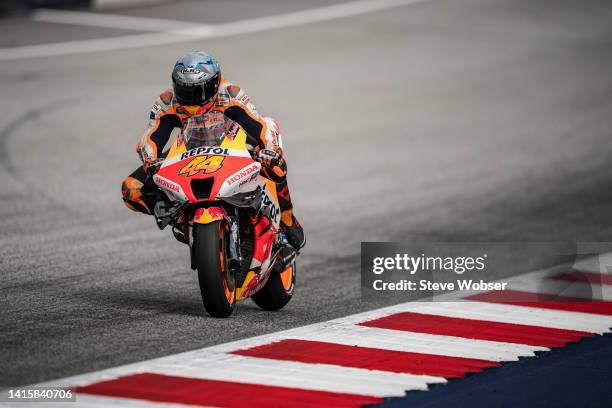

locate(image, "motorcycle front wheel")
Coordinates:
193 221 236 318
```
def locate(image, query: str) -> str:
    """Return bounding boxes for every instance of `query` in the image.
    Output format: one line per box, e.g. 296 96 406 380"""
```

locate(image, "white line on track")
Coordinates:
32 9 205 32
0 0 427 62
92 0 174 12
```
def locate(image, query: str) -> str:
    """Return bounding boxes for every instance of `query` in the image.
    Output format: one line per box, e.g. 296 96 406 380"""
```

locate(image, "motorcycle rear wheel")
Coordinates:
193 221 236 318
252 260 296 311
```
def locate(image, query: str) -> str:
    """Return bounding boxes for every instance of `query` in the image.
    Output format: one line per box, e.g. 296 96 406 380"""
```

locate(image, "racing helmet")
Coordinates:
171 51 221 109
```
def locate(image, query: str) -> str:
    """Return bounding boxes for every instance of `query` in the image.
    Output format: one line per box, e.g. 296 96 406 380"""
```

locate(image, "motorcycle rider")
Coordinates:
121 51 305 250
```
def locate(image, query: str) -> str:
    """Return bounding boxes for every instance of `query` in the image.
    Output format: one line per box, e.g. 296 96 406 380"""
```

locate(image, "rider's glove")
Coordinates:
144 158 164 176
256 148 287 183
257 149 281 168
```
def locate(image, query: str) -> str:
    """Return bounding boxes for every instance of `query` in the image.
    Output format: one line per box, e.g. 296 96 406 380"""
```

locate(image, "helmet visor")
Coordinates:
173 75 219 106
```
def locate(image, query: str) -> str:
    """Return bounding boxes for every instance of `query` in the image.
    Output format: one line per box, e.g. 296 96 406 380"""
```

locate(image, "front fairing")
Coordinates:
155 126 261 204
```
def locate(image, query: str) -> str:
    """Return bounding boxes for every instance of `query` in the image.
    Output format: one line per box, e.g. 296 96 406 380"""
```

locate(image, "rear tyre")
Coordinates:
252 260 296 311
193 221 236 318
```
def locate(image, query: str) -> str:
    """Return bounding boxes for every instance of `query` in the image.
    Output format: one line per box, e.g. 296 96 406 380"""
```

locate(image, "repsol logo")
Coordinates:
180 147 229 160
227 164 259 186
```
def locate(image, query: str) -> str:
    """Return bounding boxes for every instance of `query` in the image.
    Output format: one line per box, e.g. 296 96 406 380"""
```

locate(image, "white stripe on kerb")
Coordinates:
376 301 612 333
287 324 547 361
142 354 446 396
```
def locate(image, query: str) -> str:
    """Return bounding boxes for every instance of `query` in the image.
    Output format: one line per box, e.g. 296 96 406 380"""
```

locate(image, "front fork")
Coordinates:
190 207 242 272
227 215 242 274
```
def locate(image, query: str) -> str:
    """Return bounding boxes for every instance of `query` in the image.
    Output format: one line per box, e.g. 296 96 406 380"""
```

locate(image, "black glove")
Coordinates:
254 148 287 183
256 149 281 168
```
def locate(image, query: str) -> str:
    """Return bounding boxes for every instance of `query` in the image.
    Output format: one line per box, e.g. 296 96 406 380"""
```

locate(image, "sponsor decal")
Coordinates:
149 103 162 119
180 146 229 160
194 206 227 223
154 175 180 193
141 144 154 162
239 94 251 105
241 172 259 187
226 163 260 186
247 102 259 116
217 91 230 106
262 192 280 224
269 131 279 147
178 155 225 177
181 66 201 74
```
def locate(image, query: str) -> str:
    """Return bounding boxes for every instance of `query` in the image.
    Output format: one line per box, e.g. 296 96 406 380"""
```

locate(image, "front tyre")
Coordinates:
252 260 296 311
193 221 236 318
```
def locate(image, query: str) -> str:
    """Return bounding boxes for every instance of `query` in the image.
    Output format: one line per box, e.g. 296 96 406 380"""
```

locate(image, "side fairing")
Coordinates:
152 173 188 201
217 161 262 198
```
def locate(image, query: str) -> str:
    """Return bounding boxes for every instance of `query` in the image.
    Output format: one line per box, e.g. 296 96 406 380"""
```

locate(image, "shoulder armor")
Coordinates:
160 89 173 105
227 84 241 98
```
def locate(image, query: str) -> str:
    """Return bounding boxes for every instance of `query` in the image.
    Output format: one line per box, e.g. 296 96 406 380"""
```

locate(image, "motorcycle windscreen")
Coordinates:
183 112 241 150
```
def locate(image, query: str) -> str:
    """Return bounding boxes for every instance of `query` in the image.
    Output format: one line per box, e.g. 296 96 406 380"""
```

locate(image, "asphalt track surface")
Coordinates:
1 0 612 389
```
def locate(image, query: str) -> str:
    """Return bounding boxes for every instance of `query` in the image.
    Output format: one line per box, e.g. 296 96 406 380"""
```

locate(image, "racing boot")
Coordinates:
122 172 159 215
275 177 305 250
281 208 305 250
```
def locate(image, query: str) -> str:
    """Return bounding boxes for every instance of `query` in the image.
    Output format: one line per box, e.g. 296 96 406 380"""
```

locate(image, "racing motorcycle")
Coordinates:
151 114 297 318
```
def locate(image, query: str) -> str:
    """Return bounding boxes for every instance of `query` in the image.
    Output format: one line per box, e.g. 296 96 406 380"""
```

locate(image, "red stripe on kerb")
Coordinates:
76 373 382 408
359 312 593 347
467 290 612 315
233 339 498 378
548 270 612 286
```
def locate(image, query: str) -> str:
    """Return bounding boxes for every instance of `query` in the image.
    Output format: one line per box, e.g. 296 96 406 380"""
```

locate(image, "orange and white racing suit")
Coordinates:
121 76 296 229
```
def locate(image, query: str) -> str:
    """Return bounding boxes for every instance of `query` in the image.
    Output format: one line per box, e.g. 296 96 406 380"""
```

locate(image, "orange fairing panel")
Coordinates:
193 207 227 224
280 266 293 291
